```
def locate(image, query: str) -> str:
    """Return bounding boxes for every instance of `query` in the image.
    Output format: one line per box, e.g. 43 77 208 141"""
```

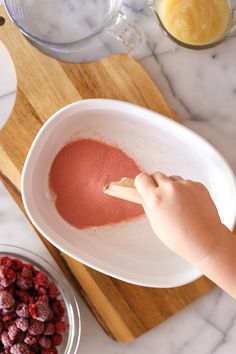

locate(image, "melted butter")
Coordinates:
156 0 231 45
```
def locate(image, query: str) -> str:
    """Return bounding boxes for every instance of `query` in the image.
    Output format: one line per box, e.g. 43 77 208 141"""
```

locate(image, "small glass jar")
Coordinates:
149 0 236 49
0 244 81 354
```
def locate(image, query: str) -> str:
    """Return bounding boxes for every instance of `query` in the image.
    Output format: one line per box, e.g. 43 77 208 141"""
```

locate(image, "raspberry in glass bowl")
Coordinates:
0 244 81 354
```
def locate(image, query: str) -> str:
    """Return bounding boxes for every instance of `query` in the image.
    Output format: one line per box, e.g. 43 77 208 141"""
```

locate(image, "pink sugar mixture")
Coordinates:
49 138 144 229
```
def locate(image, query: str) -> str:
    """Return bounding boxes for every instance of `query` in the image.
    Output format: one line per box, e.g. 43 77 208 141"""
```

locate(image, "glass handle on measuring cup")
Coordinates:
106 12 142 53
228 4 236 37
233 3 236 22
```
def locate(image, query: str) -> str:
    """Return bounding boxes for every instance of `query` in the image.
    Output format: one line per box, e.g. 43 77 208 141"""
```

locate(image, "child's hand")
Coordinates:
135 172 236 299
134 172 223 264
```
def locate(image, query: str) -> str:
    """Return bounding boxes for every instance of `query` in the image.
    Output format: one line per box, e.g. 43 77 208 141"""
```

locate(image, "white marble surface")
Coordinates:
1 0 236 353
0 40 17 128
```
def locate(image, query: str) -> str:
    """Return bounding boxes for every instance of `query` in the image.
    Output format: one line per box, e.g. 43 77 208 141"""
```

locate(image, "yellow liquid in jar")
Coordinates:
157 0 231 45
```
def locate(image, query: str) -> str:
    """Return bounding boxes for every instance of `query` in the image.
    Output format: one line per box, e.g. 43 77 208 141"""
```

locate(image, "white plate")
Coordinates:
21 99 236 288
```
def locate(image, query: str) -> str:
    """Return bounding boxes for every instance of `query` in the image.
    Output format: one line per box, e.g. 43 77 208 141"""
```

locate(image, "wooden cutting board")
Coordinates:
0 7 215 343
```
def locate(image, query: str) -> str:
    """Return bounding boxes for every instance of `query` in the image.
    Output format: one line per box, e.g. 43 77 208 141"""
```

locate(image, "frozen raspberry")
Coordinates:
52 334 62 347
1 331 13 348
41 348 58 354
23 335 37 346
0 292 15 310
8 323 19 340
0 257 13 268
54 321 66 334
0 279 11 289
20 266 33 280
0 276 14 289
16 304 29 319
39 336 52 349
0 321 3 334
52 300 65 320
0 267 16 287
48 284 59 300
15 318 29 332
7 287 14 297
11 259 23 271
10 343 30 354
33 273 49 290
37 287 47 295
29 301 50 322
38 295 49 304
28 319 44 336
43 323 55 336
1 305 15 315
16 275 32 291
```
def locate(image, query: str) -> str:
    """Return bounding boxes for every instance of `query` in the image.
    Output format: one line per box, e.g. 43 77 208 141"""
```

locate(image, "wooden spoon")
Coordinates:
103 178 143 205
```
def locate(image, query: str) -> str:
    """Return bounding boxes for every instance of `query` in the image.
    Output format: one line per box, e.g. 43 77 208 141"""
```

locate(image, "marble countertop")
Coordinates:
1 0 236 353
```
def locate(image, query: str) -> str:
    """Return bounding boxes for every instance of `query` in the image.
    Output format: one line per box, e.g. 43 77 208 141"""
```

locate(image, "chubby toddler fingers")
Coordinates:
169 175 184 182
134 173 157 199
152 171 169 185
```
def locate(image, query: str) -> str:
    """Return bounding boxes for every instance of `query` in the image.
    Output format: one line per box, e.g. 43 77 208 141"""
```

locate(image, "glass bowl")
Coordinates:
0 244 81 353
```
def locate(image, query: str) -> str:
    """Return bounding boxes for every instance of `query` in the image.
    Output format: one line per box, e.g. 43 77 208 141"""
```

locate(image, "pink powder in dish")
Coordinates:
49 138 144 229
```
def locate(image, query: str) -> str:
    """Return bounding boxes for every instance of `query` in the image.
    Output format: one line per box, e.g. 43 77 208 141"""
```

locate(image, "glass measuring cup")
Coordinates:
149 0 236 49
3 0 141 62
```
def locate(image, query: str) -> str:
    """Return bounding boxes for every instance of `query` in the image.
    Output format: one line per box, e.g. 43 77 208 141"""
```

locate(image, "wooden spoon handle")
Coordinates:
103 178 143 205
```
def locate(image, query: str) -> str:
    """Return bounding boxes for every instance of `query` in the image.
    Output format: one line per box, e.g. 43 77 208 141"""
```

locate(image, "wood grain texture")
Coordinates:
0 7 214 343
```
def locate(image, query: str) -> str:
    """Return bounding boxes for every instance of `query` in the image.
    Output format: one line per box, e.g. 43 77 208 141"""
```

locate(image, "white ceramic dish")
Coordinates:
21 99 236 288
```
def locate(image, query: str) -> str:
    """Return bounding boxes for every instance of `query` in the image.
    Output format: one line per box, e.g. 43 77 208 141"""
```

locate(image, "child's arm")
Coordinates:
197 225 236 298
134 172 236 299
